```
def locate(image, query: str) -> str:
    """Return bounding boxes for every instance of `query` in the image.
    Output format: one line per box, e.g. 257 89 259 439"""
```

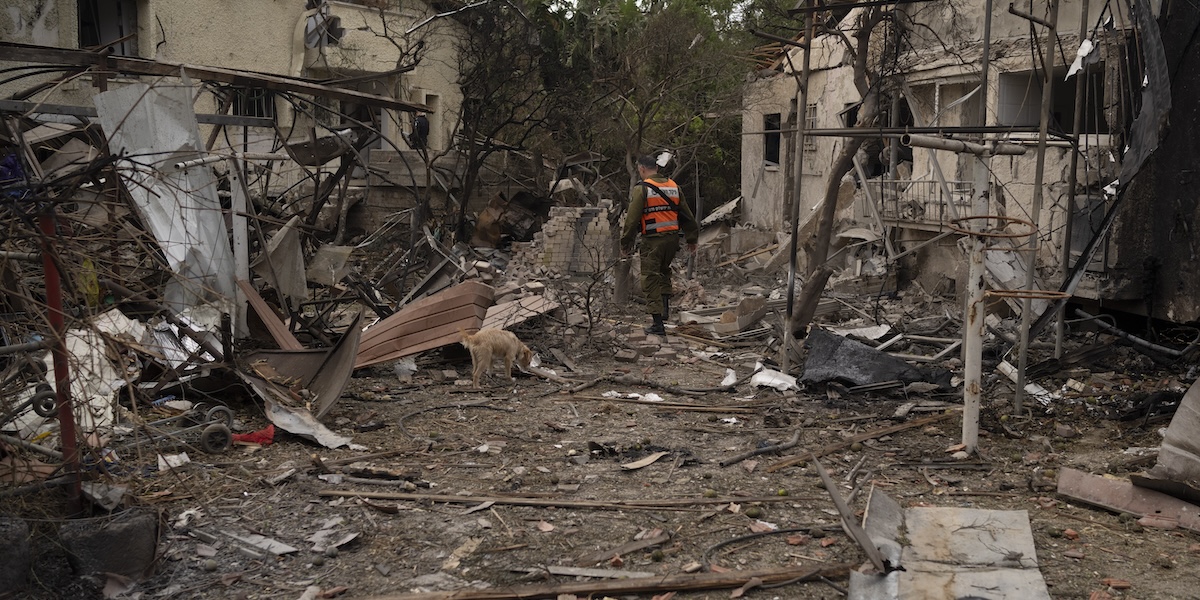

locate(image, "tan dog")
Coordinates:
459 328 533 388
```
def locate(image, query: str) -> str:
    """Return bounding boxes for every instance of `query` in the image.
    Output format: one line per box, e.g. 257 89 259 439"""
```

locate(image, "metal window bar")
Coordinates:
877 179 974 226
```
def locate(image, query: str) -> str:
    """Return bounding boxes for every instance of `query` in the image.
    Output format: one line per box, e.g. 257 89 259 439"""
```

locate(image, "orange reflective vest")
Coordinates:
638 178 682 235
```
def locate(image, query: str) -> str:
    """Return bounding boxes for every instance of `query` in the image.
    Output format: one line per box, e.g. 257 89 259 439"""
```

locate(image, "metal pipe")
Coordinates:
1014 0 1060 417
901 134 1026 156
1075 309 1188 358
1056 0 1090 357
782 3 815 373
0 432 63 461
743 125 1050 137
962 0 995 455
0 339 51 357
748 29 808 49
0 251 40 262
38 211 81 515
1008 3 1054 28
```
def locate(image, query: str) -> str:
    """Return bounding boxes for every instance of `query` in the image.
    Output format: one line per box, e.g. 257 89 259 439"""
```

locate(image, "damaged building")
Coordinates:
2 1 1200 599
741 0 1197 324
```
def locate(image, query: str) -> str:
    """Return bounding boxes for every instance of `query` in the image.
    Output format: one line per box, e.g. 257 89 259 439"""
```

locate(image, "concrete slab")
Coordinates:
849 489 1050 600
59 509 159 580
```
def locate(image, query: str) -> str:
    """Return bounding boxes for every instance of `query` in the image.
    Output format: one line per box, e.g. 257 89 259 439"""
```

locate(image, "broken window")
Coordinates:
763 113 781 166
78 0 139 56
804 103 818 151
232 88 275 121
998 69 1109 134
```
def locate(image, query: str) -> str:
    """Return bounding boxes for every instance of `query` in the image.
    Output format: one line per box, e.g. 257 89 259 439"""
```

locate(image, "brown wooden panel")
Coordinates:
1057 467 1200 533
355 281 494 368
356 305 488 366
238 279 303 351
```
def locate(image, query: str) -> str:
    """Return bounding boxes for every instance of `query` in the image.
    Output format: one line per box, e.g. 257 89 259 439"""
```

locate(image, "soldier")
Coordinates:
620 154 699 335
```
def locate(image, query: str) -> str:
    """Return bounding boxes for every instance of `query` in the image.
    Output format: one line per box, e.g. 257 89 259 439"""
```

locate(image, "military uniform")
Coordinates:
621 174 699 321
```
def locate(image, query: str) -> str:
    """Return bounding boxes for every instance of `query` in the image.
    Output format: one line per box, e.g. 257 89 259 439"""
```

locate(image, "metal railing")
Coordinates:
874 179 975 226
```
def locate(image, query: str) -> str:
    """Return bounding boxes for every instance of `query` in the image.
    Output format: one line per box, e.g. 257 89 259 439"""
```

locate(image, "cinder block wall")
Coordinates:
533 204 613 275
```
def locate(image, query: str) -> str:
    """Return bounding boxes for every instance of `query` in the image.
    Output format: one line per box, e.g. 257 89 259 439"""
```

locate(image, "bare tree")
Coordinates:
788 6 913 335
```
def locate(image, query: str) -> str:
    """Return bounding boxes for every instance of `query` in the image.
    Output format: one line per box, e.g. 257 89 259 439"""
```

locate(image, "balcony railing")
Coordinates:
873 179 975 226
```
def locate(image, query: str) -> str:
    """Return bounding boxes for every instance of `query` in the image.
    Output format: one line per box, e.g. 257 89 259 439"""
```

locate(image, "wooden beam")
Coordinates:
318 490 808 511
0 42 428 113
765 411 958 472
363 564 851 600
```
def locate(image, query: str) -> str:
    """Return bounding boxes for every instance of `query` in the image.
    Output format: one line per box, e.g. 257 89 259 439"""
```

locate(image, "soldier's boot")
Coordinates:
644 314 666 336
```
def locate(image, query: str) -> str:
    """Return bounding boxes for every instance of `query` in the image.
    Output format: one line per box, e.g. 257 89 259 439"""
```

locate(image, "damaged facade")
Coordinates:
1 0 555 236
742 0 1196 322
3 1 1200 598
0 0 570 505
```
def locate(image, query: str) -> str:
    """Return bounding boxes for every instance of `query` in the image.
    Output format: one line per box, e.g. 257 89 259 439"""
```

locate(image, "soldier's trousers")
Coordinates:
638 234 679 316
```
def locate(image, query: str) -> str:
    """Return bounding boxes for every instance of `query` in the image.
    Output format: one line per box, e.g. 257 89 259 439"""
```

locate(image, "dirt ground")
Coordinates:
6 282 1200 600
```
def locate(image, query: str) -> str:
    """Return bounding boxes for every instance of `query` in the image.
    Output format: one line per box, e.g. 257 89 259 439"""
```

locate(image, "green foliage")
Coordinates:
447 0 767 227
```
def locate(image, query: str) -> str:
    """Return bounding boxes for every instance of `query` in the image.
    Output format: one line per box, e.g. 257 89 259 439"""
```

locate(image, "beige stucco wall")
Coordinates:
1 0 463 154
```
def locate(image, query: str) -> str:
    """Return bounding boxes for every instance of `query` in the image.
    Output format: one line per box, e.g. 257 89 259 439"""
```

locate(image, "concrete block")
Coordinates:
0 518 30 592
59 509 158 580
525 282 545 294
654 348 678 360
615 349 639 363
635 344 658 356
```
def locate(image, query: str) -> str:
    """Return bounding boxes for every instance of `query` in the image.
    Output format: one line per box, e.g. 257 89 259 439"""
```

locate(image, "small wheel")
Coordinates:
33 386 57 418
199 423 232 454
206 405 234 428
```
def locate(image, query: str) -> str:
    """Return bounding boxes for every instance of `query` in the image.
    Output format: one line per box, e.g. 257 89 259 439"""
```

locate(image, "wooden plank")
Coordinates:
363 564 850 600
549 348 579 372
513 565 657 579
716 243 780 267
319 490 807 511
356 309 488 367
813 457 887 573
576 533 670 566
355 281 494 368
766 412 957 472
238 279 303 351
0 42 427 112
1057 467 1200 533
358 304 487 358
483 295 559 330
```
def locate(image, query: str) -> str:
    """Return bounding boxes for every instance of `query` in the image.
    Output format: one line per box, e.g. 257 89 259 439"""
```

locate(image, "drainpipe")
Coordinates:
1056 0 1089 357
1012 0 1059 416
38 211 82 516
782 4 814 373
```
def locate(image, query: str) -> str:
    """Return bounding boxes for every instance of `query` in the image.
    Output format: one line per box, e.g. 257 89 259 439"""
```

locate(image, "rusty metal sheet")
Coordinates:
1057 467 1200 533
242 314 362 419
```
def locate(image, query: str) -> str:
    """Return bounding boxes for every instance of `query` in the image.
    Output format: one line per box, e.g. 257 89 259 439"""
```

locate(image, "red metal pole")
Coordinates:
38 211 82 516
